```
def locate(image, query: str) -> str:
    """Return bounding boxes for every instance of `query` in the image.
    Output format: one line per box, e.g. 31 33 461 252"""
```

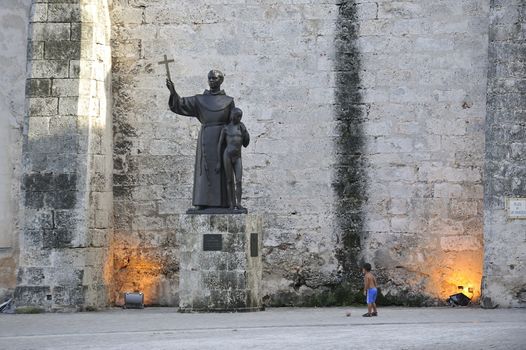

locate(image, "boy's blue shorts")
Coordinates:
366 288 377 304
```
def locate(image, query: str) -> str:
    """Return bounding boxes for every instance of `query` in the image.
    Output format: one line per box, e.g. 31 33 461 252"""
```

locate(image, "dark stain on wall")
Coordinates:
333 0 368 291
112 75 137 201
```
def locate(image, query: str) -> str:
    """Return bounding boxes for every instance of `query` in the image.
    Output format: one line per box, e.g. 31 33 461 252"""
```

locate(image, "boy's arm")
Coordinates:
215 128 225 173
240 122 250 147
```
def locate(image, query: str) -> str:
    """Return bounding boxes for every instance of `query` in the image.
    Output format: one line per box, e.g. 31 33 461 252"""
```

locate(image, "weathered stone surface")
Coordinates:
348 0 489 303
15 0 113 311
14 286 52 307
482 0 526 308
27 78 52 97
105 0 488 306
178 214 263 312
0 0 30 300
2 0 525 310
111 0 341 307
31 23 71 41
332 0 368 301
31 60 70 79
47 3 82 23
44 41 81 60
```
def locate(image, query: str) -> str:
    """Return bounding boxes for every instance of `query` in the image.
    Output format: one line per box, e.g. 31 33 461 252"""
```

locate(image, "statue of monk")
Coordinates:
166 70 234 210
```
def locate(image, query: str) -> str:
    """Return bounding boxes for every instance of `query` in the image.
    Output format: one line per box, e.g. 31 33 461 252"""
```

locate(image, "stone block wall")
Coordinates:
0 0 31 300
15 0 113 311
350 0 489 302
482 0 526 308
178 214 263 312
6 0 524 308
110 0 341 305
109 0 496 305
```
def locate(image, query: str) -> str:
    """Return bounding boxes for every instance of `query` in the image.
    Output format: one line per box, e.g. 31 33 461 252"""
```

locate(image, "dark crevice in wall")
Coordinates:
333 0 368 292
112 75 137 201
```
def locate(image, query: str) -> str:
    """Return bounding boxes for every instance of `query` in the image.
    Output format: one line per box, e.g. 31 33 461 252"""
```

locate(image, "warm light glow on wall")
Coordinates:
426 250 483 301
110 247 163 306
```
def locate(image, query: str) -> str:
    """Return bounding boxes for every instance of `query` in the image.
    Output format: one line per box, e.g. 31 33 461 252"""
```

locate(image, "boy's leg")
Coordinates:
223 153 234 208
363 290 372 316
233 159 243 208
363 303 372 317
371 288 378 315
364 288 378 316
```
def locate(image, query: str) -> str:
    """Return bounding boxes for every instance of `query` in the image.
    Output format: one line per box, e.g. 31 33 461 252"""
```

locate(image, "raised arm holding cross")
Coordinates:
159 54 176 95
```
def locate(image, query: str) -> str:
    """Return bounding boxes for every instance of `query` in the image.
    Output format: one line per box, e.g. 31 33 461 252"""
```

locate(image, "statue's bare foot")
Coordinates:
235 205 245 210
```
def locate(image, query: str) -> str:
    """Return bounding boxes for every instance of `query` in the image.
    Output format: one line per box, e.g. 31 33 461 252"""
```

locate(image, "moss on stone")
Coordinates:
267 283 433 308
333 0 367 292
16 306 45 314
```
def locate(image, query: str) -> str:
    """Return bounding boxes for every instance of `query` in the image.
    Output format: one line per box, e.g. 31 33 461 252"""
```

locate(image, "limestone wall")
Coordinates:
482 0 526 308
0 0 31 300
9 0 525 308
110 0 494 306
110 0 340 305
354 0 489 302
15 0 113 311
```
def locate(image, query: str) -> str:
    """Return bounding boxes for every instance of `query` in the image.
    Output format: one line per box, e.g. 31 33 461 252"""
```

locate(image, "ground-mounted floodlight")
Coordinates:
123 292 144 309
448 286 472 307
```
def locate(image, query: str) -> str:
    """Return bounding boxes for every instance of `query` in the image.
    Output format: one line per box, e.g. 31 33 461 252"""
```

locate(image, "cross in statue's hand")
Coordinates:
158 54 175 81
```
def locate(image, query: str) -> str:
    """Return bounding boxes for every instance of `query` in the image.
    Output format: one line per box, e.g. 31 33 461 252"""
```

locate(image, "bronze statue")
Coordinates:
216 108 250 210
165 69 248 213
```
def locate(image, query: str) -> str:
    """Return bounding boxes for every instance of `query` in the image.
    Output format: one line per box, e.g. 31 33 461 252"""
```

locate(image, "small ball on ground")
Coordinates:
346 312 351 317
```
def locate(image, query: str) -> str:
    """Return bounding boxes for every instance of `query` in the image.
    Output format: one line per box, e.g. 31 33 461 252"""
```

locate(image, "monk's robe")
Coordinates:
169 89 234 208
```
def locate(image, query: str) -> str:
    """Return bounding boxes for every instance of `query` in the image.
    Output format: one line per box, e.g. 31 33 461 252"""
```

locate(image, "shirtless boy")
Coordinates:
363 263 378 317
216 107 250 210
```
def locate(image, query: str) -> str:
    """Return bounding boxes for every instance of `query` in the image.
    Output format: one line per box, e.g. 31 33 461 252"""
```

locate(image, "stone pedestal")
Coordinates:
177 214 263 312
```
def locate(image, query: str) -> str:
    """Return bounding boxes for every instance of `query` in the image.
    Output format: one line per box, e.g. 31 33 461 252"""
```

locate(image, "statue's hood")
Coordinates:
197 91 233 112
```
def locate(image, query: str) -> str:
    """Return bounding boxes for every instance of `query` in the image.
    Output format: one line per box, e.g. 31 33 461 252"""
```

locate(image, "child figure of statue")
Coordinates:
215 107 250 210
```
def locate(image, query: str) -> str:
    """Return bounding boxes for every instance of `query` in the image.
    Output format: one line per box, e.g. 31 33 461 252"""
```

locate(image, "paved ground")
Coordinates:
0 307 525 349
